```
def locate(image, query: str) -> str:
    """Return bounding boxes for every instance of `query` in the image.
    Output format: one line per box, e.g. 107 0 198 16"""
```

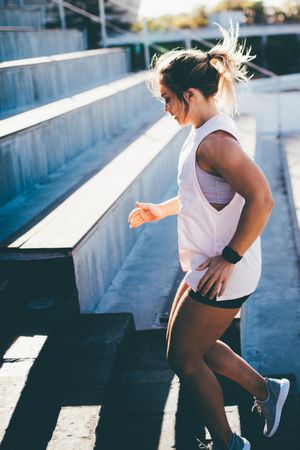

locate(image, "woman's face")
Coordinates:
159 82 191 127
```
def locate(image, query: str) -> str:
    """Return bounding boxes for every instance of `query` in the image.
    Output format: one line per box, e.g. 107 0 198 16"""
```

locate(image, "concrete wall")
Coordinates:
0 80 154 207
0 29 86 62
0 49 128 118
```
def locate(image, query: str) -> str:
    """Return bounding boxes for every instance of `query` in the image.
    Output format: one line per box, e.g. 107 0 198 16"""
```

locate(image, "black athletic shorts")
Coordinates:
188 288 251 309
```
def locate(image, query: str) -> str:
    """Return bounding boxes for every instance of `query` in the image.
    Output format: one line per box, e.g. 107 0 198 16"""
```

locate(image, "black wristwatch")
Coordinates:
222 245 242 264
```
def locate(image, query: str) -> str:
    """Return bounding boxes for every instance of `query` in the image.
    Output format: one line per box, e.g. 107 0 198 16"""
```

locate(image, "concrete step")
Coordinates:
0 5 45 28
45 313 135 450
0 114 188 316
240 134 300 392
0 115 255 317
0 28 86 62
97 320 244 450
281 134 300 258
0 47 129 118
0 108 162 245
97 329 180 450
0 71 154 206
0 258 80 449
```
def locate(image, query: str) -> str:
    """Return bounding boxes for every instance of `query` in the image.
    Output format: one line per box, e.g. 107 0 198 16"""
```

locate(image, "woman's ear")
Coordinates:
184 89 194 102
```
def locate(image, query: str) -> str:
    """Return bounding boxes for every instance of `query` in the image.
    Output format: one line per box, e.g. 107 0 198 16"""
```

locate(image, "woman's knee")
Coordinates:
167 350 205 378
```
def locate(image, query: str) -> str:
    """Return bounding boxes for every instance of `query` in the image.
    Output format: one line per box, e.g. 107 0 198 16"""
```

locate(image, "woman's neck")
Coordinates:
192 102 220 129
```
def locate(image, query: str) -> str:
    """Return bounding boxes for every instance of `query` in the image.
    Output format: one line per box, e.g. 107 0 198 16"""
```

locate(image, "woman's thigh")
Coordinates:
166 278 189 342
166 291 240 372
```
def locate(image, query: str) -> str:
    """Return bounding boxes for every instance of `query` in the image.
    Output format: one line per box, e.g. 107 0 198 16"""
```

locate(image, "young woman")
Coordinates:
128 24 290 450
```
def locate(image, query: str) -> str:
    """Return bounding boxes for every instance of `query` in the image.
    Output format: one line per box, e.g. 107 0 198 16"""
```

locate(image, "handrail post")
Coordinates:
142 17 151 69
99 0 107 48
57 0 66 30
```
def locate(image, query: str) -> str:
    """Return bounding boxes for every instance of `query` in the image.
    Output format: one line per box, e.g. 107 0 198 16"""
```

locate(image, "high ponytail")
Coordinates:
207 22 255 115
148 22 255 116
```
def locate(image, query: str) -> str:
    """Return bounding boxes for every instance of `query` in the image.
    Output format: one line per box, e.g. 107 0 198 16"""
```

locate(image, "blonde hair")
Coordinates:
148 22 255 116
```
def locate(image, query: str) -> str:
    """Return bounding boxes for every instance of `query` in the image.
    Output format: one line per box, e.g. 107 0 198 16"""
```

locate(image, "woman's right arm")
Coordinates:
128 196 180 229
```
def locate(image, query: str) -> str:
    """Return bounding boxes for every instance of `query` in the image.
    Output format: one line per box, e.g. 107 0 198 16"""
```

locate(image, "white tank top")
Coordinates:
177 113 262 301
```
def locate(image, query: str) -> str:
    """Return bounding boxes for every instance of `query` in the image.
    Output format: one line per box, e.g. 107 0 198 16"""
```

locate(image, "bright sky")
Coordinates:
138 0 285 18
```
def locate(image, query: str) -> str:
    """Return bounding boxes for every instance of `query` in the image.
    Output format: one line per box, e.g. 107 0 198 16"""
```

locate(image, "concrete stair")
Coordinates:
0 114 188 312
0 269 298 449
0 29 86 61
0 71 156 206
281 134 300 258
45 313 135 450
0 305 135 449
0 48 129 118
0 5 45 28
94 316 300 450
241 134 300 394
0 257 80 450
0 2 187 320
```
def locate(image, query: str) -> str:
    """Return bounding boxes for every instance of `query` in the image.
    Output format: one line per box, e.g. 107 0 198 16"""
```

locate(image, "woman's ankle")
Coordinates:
213 430 234 450
255 377 269 402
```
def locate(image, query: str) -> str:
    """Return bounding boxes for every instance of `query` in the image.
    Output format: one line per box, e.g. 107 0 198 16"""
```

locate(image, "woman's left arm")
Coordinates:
196 133 275 298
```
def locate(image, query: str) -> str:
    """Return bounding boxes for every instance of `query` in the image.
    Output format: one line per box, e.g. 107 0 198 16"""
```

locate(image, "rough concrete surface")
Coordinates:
241 134 300 390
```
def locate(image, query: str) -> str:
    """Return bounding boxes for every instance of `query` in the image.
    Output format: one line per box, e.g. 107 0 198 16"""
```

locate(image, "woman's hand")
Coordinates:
196 255 235 299
128 202 164 228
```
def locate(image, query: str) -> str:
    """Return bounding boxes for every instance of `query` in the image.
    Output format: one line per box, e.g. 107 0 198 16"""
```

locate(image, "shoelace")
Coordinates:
251 399 262 415
195 438 215 450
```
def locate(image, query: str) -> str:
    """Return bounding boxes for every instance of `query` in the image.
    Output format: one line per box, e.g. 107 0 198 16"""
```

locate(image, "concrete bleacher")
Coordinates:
0 71 156 206
0 48 129 118
0 29 86 61
1 115 188 312
0 3 188 319
0 5 45 28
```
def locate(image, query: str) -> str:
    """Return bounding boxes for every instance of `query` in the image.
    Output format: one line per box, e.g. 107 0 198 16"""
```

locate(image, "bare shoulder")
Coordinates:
197 130 244 166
